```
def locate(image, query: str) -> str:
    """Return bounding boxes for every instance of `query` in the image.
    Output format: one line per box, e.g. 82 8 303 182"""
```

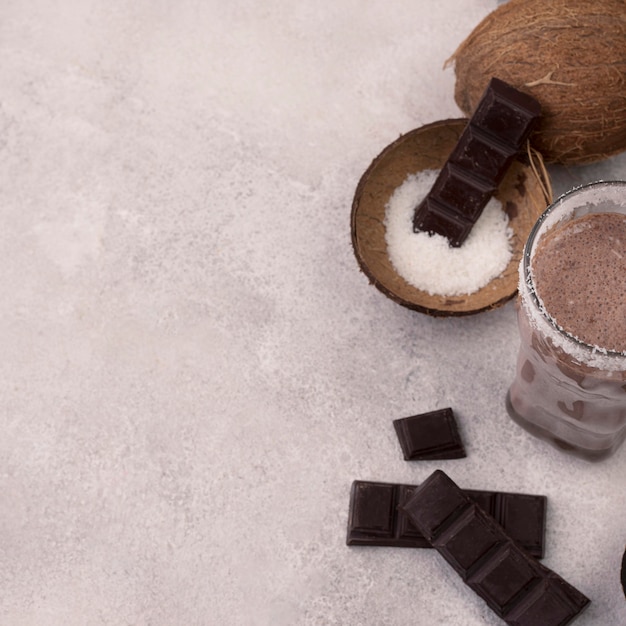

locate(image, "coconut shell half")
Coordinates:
351 119 550 317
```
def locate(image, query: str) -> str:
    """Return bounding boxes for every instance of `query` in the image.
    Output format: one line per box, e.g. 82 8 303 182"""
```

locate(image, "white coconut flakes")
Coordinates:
384 169 514 296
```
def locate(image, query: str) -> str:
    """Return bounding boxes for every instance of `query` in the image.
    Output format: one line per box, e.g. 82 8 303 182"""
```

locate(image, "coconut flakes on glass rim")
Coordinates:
384 169 514 297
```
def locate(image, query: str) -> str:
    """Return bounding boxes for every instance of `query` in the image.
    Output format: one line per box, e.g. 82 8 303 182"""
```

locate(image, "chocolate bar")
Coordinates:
413 77 541 246
346 479 546 558
401 470 590 625
393 407 466 460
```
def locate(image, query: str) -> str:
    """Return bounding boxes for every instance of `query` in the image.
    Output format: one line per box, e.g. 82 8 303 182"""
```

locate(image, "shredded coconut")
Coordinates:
384 169 513 296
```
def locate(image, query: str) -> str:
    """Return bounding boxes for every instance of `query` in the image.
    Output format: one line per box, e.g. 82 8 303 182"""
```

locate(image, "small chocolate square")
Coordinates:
471 78 541 146
436 507 503 577
413 197 475 247
348 481 395 536
393 407 466 461
401 471 468 539
497 493 547 559
469 544 541 613
507 580 587 626
449 125 517 184
430 162 496 221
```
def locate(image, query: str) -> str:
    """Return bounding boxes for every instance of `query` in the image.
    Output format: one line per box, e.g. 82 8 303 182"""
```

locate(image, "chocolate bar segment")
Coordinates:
412 197 475 248
346 480 546 558
497 493 547 559
430 163 496 221
393 407 466 460
348 481 395 537
401 471 589 625
509 579 592 626
471 79 543 146
448 125 518 184
413 77 541 247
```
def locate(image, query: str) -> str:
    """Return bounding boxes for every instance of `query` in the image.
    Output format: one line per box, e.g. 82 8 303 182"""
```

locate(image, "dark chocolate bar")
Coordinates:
393 407 466 460
346 479 546 558
413 77 541 247
401 470 589 625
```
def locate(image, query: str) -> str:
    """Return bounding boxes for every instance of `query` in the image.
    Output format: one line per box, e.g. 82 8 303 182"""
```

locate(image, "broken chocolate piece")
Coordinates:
401 470 589 625
346 479 546 558
393 407 466 460
413 77 541 247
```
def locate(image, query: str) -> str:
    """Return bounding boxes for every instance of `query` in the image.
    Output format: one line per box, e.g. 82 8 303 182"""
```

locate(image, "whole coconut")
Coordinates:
448 0 626 165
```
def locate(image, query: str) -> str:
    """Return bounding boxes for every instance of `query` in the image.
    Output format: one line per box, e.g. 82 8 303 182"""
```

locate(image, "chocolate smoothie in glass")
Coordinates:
506 181 626 461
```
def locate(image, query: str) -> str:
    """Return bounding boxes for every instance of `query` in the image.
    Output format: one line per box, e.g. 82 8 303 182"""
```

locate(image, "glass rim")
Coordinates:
523 179 626 359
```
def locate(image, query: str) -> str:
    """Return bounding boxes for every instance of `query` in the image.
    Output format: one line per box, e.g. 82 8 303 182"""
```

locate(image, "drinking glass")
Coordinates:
506 181 626 461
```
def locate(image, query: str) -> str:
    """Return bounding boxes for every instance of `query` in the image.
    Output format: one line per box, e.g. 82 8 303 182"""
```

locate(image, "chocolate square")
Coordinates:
508 579 591 626
430 162 496 221
412 196 475 247
449 125 517 184
349 481 395 536
393 408 466 460
497 493 546 559
436 507 503 577
401 471 467 538
472 78 541 146
469 544 541 614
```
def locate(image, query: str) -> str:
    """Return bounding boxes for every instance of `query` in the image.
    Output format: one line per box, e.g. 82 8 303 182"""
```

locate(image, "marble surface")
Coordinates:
1 1 624 624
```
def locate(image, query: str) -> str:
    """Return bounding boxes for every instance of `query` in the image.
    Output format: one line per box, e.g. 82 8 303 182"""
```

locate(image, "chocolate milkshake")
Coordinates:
533 212 626 353
506 182 626 461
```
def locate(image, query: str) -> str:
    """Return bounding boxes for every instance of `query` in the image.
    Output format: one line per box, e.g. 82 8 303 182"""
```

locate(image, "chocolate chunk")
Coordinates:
412 197 475 248
430 162 496 221
470 79 543 146
401 470 589 625
393 408 466 460
622 547 626 598
346 479 546 558
448 125 518 184
496 492 547 559
413 77 541 247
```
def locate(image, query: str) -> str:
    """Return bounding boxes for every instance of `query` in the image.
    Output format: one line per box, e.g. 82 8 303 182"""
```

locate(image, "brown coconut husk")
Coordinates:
351 119 551 317
446 0 626 165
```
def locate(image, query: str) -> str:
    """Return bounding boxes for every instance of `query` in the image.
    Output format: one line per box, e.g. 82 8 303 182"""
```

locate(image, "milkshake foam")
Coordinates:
531 212 626 354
